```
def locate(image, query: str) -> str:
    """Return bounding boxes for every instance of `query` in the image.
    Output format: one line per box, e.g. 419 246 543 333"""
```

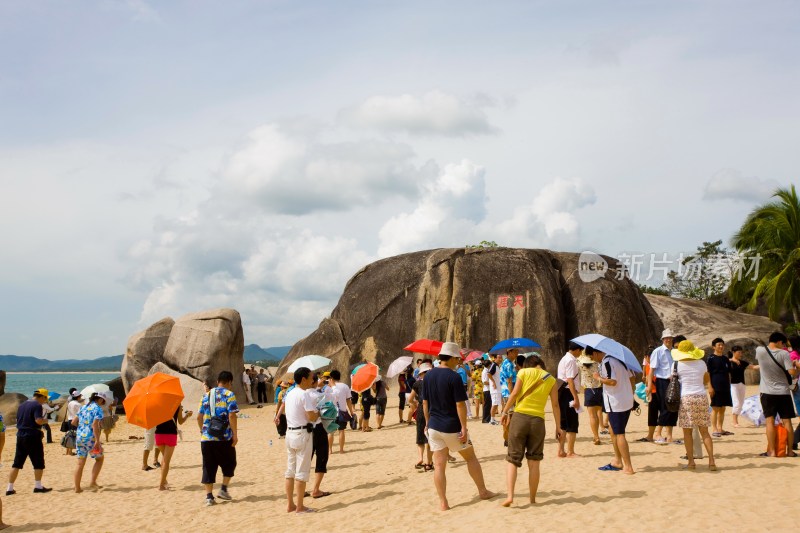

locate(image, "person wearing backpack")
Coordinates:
196 371 239 506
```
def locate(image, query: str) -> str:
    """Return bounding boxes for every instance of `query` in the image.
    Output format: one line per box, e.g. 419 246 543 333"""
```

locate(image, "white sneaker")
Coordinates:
205 497 217 507
217 489 232 501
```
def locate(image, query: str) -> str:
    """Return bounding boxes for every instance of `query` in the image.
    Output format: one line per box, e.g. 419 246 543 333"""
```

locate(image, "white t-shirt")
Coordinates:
489 362 502 391
557 352 582 391
67 400 83 420
242 371 251 385
284 387 317 428
330 382 352 412
677 360 708 396
600 356 634 412
481 368 490 391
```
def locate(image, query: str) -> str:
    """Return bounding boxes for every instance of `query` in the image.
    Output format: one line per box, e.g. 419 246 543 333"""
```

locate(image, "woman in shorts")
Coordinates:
579 348 604 444
499 355 561 506
73 392 106 492
155 405 192 490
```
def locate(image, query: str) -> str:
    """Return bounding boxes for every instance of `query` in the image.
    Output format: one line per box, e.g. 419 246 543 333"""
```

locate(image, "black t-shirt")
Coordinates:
412 379 425 415
422 367 468 433
155 407 180 435
730 359 750 385
16 400 43 438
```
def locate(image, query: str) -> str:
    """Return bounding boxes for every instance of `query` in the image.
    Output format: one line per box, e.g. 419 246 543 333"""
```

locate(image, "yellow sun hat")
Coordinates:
671 340 705 361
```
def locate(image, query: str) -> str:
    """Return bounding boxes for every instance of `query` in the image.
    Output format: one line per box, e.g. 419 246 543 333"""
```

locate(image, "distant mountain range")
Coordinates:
0 344 293 372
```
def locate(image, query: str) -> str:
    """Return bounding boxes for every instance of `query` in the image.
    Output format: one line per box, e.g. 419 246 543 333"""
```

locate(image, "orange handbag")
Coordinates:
775 424 789 457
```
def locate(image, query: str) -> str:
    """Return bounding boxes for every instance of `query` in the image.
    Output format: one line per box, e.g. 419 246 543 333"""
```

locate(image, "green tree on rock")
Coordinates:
730 185 800 323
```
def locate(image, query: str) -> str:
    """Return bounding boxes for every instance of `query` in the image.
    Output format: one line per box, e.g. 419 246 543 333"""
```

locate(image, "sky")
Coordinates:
1 0 798 359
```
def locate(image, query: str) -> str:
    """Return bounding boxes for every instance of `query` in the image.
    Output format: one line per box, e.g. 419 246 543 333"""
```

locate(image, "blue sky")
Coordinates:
1 0 798 358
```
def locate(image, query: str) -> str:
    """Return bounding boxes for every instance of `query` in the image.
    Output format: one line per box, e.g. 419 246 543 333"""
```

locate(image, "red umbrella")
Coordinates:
464 350 484 363
403 339 443 356
351 362 379 393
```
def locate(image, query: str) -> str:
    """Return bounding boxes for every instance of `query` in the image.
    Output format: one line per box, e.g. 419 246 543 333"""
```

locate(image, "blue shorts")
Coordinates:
607 410 631 435
76 439 102 459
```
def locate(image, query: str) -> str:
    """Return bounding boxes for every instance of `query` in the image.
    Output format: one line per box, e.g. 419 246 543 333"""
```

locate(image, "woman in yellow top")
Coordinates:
499 355 562 507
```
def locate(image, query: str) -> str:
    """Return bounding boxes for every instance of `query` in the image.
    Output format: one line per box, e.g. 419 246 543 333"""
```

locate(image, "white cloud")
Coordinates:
495 178 597 249
377 160 487 257
339 91 496 136
703 168 781 202
217 124 422 214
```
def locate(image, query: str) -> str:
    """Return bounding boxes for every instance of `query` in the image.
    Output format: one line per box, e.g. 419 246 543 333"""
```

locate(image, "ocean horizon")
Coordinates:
4 372 120 397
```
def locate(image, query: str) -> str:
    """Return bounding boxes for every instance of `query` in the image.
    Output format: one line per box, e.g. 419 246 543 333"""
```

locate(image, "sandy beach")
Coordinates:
1 386 796 532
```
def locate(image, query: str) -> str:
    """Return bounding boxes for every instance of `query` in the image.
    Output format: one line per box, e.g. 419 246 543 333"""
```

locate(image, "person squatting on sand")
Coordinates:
595 349 636 474
73 392 106 492
7 388 52 495
197 371 239 506
423 342 496 511
283 367 320 514
499 354 561 507
672 340 717 471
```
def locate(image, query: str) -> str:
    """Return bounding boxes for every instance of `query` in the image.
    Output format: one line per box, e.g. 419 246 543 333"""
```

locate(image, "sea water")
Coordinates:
4 372 120 398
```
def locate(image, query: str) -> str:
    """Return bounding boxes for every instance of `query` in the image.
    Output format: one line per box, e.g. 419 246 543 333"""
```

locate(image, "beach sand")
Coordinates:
1 386 796 532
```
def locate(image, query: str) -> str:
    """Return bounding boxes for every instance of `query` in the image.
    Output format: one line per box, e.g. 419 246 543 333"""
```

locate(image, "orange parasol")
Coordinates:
350 362 379 393
123 372 185 429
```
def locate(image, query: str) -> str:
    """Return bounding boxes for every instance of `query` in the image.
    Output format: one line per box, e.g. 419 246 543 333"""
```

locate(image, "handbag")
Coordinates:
60 429 76 449
763 343 798 392
206 388 230 439
60 414 73 433
665 362 681 412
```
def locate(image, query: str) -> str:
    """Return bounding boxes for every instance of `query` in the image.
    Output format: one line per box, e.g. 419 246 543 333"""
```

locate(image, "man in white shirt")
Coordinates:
283 367 320 514
241 368 255 405
481 363 492 423
327 370 354 454
595 351 636 474
557 343 582 457
646 329 677 442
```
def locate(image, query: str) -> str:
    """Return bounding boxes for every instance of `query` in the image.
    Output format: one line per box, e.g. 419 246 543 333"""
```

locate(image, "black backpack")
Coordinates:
206 388 229 439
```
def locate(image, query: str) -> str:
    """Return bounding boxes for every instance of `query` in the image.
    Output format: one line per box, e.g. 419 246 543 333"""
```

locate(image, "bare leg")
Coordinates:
566 433 579 456
0 497 8 530
89 456 104 488
74 458 87 492
432 449 450 510
588 407 600 442
7 468 19 485
338 430 346 454
311 472 324 496
285 477 296 513
698 426 715 468
527 459 541 503
458 446 495 500
682 428 695 468
501 462 516 507
615 434 635 474
784 419 795 456
159 445 175 489
295 480 309 513
609 427 623 468
765 417 776 456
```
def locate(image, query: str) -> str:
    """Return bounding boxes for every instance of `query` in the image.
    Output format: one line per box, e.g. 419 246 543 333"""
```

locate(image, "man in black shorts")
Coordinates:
7 388 52 495
755 332 798 456
196 371 239 506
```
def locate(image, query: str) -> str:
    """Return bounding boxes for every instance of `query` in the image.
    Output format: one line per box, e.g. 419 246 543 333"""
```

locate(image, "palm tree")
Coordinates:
730 185 800 323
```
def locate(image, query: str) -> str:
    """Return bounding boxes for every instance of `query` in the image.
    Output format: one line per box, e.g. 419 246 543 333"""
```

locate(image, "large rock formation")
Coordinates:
123 308 246 401
0 393 28 425
121 318 174 392
148 362 207 411
279 248 663 375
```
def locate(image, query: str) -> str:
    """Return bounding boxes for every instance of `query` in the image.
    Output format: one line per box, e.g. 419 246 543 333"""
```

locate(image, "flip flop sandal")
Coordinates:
634 438 651 442
312 491 331 499
423 464 433 472
414 462 424 469
598 464 622 471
